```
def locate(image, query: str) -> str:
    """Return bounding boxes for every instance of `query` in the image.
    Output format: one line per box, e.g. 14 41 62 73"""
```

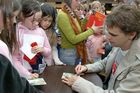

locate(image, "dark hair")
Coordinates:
22 0 41 18
64 0 72 8
133 0 140 8
0 0 21 53
105 4 140 39
13 0 21 12
41 3 57 29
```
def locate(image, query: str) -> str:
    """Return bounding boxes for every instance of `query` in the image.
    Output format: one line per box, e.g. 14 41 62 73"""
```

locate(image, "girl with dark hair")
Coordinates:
13 0 51 79
40 3 64 65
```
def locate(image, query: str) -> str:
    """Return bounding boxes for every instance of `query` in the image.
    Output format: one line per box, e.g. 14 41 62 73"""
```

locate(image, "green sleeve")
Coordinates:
57 11 94 44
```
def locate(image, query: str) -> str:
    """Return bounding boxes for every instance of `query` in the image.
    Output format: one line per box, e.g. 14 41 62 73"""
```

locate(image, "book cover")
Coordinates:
86 11 106 28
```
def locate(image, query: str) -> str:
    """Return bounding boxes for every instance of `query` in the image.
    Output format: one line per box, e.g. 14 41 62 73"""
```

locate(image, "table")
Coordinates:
38 65 103 93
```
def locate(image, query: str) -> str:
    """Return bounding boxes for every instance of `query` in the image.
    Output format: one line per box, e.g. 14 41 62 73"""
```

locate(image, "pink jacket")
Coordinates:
12 22 51 79
86 34 106 62
0 40 13 63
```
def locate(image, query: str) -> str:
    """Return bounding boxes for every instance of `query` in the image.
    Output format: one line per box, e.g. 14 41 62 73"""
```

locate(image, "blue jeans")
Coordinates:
59 48 77 65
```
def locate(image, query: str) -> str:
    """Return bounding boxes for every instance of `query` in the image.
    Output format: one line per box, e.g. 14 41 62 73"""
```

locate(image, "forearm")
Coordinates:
12 53 32 79
42 37 51 57
85 57 107 73
72 77 105 93
52 46 63 65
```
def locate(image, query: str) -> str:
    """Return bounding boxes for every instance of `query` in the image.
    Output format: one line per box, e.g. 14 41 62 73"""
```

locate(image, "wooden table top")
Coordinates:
36 65 103 93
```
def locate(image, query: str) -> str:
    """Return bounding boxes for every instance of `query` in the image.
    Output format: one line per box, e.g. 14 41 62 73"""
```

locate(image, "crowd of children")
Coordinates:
1 0 140 93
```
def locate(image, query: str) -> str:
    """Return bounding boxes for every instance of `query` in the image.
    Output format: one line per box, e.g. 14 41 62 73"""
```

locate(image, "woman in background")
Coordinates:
57 0 101 65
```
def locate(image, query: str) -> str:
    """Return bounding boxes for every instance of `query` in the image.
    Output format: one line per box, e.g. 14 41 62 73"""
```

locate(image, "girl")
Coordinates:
40 3 64 65
0 0 43 93
13 0 51 79
0 0 21 64
85 1 109 63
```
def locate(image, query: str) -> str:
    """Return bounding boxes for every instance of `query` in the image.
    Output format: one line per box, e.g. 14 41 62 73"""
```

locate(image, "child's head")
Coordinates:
91 1 102 12
0 0 21 52
21 0 42 30
40 3 57 30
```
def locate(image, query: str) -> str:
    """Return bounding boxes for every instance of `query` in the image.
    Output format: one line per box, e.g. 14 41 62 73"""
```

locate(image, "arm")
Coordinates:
85 55 108 73
72 63 140 93
72 77 104 93
52 46 64 65
85 48 119 73
41 30 52 57
0 40 13 63
12 50 32 79
39 29 53 66
57 11 93 44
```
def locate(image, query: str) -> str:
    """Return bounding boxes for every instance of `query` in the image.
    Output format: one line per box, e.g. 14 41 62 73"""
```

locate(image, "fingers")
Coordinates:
62 78 71 86
32 73 39 78
62 76 71 86
31 46 43 53
62 75 78 86
75 65 88 75
75 65 83 74
91 22 103 34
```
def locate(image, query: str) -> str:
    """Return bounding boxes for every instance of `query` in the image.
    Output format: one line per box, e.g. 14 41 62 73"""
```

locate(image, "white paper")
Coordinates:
20 34 44 59
61 72 74 79
28 78 47 86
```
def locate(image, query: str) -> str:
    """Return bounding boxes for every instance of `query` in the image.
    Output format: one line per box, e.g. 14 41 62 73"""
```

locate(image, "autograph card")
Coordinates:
61 72 74 79
28 78 47 86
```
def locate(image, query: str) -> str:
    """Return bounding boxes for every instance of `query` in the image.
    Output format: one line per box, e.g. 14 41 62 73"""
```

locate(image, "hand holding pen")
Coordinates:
75 64 88 75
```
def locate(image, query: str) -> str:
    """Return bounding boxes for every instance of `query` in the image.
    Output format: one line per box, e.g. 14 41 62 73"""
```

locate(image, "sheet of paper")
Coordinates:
20 34 44 59
28 78 47 86
20 44 35 59
22 34 44 46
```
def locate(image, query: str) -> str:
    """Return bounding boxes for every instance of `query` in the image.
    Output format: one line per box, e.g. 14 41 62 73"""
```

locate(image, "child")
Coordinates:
86 33 106 62
40 3 64 65
13 0 51 79
85 1 107 63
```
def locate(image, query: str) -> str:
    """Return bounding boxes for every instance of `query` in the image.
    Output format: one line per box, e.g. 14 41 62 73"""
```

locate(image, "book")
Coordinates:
94 11 106 26
28 78 47 86
86 11 106 29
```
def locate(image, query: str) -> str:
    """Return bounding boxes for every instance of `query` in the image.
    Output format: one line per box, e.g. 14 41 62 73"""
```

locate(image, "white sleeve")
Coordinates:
52 46 64 65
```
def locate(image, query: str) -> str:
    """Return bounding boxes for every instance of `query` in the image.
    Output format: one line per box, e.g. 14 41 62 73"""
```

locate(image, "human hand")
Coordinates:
91 22 103 35
62 75 79 86
29 73 39 79
31 46 44 54
75 65 87 75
